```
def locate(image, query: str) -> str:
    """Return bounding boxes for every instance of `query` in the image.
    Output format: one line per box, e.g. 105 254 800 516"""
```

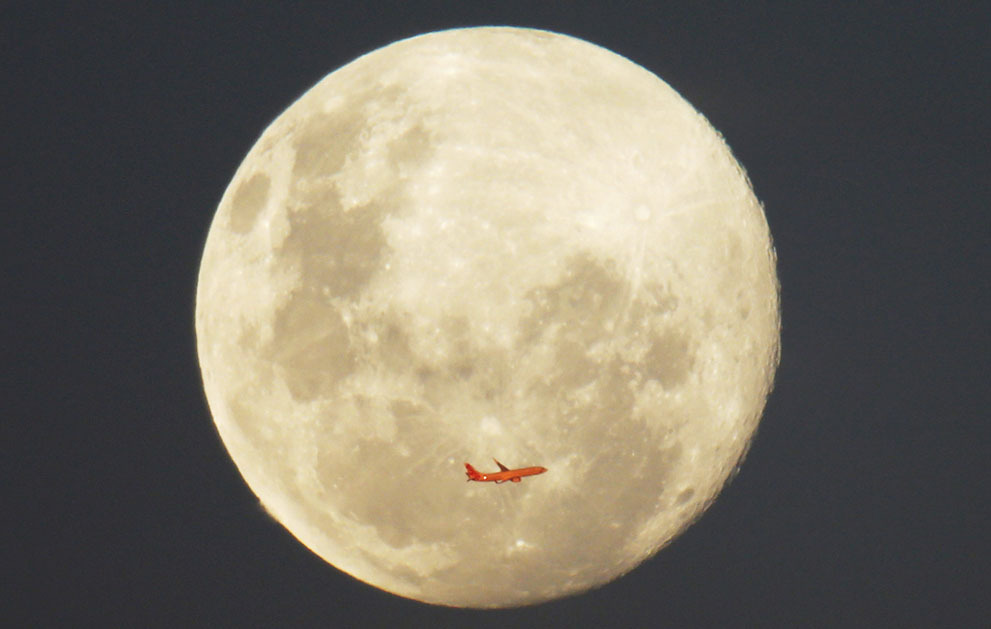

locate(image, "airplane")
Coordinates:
465 459 548 483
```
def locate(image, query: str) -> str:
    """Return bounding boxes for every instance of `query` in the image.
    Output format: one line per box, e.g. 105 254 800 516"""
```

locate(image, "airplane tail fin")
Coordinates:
465 462 482 481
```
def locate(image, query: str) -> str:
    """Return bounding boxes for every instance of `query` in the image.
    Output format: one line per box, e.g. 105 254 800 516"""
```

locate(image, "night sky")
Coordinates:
7 4 988 626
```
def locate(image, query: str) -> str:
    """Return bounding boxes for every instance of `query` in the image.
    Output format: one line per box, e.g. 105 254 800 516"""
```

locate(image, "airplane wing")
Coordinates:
493 458 510 471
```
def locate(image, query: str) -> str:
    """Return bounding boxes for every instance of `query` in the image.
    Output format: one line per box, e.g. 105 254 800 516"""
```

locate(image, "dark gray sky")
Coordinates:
7 3 987 626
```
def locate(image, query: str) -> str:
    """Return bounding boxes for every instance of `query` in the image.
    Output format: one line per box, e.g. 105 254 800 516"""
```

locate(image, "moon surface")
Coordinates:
196 27 779 608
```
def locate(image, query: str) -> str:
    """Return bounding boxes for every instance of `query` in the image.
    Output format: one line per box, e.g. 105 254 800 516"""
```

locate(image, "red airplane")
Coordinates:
465 459 548 484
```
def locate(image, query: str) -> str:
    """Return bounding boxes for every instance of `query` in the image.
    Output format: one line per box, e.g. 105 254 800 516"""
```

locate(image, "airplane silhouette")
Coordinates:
465 459 548 483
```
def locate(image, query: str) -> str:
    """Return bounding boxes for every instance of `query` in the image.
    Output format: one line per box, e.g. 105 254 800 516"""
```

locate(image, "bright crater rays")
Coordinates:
196 27 779 608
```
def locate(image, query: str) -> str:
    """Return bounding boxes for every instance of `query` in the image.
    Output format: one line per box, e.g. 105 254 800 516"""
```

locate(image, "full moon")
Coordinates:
196 27 779 608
